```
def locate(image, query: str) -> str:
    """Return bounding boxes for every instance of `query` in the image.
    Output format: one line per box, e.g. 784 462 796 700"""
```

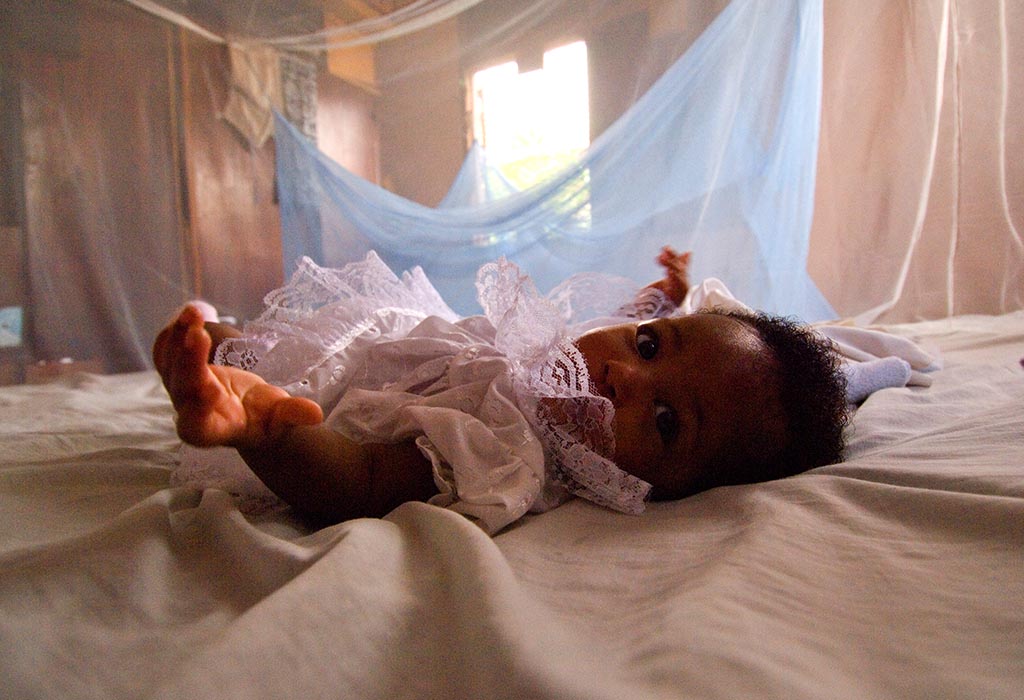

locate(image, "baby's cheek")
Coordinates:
609 411 652 476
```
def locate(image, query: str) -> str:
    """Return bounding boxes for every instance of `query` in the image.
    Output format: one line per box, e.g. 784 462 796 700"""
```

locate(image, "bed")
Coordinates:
1 311 1022 699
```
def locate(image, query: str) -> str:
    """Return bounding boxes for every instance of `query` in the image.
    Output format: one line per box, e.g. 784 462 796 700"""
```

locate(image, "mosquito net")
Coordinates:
275 0 830 317
0 0 1020 377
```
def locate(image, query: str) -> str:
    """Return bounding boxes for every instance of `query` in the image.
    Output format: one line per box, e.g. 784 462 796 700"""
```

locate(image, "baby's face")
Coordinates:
574 314 784 498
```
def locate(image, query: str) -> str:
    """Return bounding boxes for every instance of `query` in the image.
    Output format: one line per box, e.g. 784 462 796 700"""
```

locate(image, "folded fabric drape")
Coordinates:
275 0 835 321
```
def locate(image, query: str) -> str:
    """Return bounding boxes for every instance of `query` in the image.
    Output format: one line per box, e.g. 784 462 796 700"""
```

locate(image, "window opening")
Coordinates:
470 41 590 191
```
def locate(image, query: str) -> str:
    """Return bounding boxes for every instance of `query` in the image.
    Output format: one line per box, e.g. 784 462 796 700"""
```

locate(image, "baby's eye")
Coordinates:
636 326 659 360
654 403 678 443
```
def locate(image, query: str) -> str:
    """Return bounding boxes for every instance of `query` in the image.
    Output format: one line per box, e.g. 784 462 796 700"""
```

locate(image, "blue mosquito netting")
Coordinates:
436 141 521 210
275 0 836 320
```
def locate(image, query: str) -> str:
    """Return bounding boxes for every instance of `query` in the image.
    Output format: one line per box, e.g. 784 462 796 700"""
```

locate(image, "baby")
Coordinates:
155 248 848 532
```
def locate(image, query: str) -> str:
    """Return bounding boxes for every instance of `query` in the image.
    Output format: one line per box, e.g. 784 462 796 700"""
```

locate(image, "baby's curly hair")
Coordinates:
714 309 849 486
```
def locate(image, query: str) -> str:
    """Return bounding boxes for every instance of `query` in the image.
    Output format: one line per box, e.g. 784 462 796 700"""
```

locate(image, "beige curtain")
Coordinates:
810 0 1023 323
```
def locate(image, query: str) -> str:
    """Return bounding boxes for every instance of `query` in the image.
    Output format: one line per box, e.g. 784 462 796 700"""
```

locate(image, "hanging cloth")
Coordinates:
275 0 834 321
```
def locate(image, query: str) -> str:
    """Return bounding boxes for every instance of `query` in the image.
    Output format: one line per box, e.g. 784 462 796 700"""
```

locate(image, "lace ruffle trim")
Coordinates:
477 258 652 514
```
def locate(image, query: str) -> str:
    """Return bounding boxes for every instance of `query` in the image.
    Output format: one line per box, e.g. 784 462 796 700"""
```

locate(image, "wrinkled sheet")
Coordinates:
1 313 1022 699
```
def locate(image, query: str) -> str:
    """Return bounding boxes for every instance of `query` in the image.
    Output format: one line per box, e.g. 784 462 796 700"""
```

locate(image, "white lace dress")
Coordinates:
175 252 673 534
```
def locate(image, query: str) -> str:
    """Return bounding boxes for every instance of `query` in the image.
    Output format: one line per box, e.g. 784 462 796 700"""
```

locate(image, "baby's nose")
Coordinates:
606 360 649 401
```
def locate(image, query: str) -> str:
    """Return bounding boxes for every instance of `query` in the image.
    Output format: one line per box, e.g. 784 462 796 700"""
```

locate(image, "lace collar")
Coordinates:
476 258 652 514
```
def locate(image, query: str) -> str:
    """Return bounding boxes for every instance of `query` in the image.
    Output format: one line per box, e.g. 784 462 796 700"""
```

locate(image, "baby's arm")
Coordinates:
617 247 691 320
154 306 436 522
153 305 324 448
645 246 691 305
235 424 439 523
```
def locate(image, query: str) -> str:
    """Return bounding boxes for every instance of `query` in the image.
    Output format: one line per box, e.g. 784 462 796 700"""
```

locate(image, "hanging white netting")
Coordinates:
0 0 1020 376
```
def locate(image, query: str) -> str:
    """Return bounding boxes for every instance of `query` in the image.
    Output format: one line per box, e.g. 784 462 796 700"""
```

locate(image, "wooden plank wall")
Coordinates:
10 0 187 372
0 0 383 377
178 33 284 325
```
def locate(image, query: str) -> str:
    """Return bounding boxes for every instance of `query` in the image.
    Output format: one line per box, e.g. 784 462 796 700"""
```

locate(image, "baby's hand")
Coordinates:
648 246 692 305
153 305 323 448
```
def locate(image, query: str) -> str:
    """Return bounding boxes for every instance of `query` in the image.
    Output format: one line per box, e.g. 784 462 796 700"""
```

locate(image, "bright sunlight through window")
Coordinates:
471 41 590 190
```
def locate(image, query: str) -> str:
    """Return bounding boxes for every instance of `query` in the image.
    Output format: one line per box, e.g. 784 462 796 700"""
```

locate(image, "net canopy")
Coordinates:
0 0 1021 376
275 0 830 317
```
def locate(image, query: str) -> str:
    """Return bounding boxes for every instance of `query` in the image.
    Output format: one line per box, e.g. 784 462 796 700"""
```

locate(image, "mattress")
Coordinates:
1 312 1022 699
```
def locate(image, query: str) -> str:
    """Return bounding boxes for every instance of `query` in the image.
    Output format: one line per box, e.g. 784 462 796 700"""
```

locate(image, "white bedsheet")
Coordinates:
1 313 1022 699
